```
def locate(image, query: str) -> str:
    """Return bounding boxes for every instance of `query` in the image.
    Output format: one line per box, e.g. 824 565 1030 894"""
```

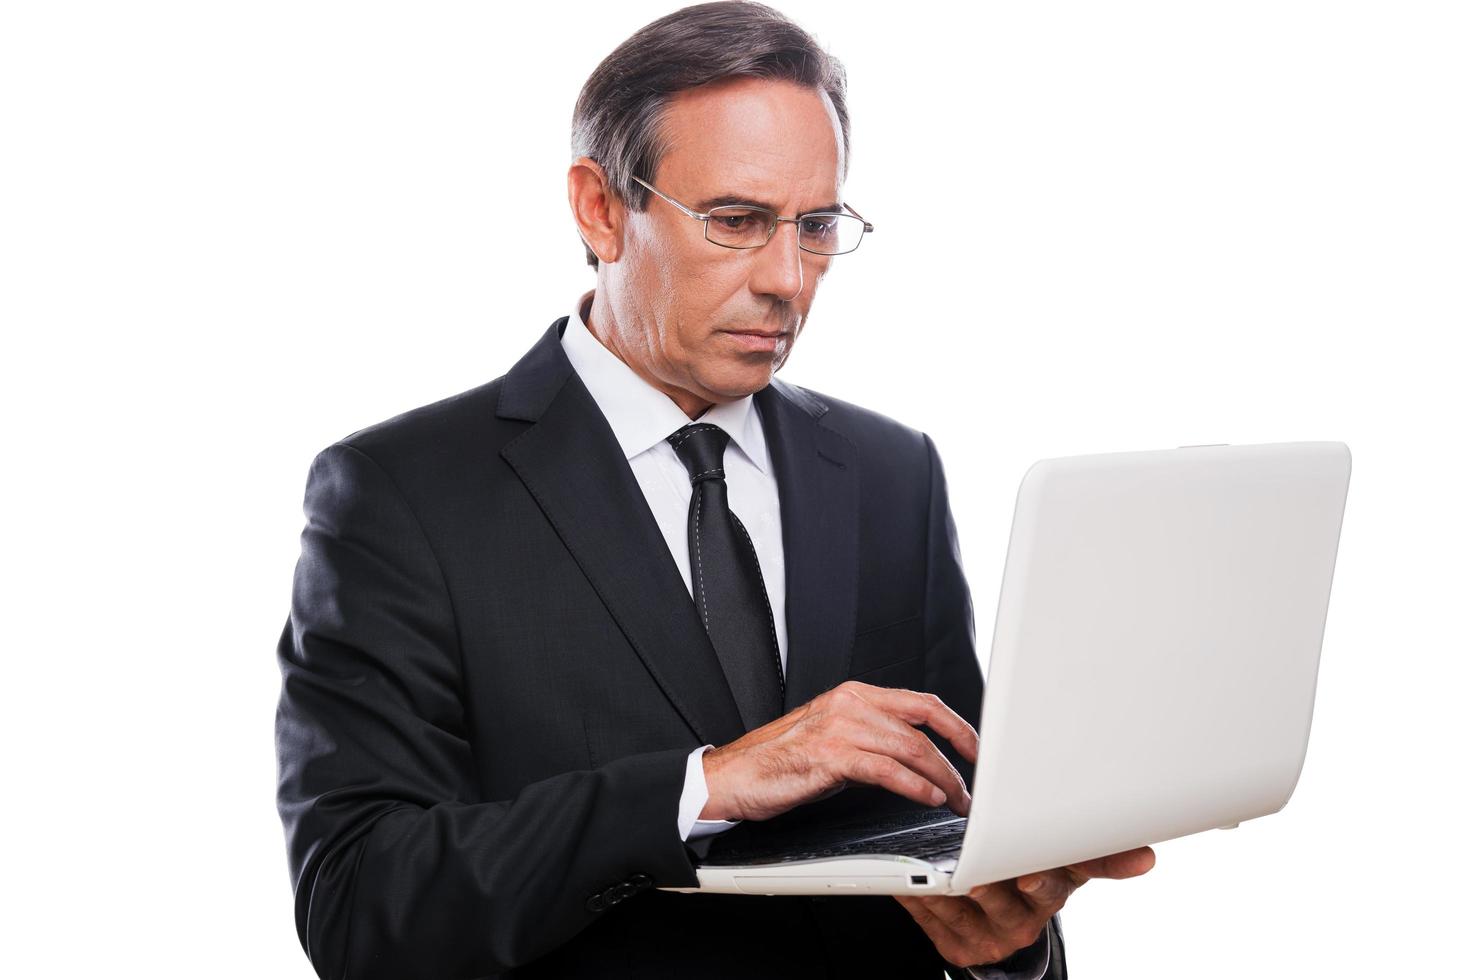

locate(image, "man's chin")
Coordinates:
699 362 778 401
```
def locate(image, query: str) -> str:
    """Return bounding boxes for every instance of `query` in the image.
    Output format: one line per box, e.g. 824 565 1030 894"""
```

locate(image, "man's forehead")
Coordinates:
654 77 843 204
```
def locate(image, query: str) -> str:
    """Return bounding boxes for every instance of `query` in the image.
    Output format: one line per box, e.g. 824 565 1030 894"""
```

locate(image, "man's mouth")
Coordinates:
720 327 789 353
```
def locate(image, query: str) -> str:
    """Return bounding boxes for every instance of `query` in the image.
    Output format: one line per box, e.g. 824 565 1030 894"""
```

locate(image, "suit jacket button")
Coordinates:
609 882 634 904
628 873 653 890
586 892 608 912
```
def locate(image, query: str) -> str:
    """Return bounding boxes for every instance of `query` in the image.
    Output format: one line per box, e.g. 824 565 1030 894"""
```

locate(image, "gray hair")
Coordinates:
570 1 850 269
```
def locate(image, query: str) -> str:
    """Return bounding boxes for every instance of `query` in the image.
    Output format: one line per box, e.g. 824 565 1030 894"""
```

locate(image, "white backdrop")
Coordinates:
3 2 1465 976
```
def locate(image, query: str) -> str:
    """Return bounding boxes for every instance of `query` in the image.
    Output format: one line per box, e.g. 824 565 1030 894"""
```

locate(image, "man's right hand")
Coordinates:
700 680 979 823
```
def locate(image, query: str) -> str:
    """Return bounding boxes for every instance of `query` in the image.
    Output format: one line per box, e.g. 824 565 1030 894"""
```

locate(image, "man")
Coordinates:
275 3 1154 978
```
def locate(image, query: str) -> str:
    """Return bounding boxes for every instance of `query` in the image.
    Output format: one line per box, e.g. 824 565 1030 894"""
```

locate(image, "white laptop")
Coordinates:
662 441 1352 896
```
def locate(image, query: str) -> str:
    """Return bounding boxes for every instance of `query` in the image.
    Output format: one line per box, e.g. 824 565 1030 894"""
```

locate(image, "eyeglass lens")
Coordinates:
705 206 864 255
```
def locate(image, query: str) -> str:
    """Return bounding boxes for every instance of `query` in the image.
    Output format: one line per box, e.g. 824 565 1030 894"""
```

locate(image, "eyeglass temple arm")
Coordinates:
630 175 708 221
842 202 874 233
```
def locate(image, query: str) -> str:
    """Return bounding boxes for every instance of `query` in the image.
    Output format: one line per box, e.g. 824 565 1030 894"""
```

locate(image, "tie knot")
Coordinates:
667 423 730 483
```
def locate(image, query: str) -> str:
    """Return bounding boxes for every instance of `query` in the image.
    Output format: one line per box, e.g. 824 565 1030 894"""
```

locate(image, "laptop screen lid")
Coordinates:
951 441 1351 890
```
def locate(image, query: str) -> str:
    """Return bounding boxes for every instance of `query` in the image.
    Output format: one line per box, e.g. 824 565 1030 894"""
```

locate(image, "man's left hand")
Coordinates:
894 846 1156 969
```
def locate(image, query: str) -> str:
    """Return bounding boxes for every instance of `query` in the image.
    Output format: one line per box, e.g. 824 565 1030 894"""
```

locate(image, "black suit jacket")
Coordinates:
276 318 1065 979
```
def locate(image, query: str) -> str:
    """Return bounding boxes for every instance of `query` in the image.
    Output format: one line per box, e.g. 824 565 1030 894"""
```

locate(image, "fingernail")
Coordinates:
930 786 946 805
1020 877 1042 894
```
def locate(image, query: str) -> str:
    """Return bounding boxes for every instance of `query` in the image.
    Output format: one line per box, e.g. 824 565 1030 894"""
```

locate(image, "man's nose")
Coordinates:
749 220 804 303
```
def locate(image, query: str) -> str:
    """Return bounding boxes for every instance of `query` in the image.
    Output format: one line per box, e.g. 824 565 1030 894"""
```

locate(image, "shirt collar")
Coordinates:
561 290 769 472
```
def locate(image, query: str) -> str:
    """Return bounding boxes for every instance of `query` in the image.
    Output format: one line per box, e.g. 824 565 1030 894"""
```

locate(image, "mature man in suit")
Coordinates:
275 3 1154 978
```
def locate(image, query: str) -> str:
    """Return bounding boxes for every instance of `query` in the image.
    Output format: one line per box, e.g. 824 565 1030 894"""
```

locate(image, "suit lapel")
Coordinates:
755 380 860 712
497 320 862 740
498 320 747 748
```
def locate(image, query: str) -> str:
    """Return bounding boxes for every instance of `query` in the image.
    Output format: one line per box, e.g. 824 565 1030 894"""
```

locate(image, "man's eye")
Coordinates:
801 217 835 236
712 208 762 229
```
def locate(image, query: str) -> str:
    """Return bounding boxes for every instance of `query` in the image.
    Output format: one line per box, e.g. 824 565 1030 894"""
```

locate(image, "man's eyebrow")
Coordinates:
692 193 845 216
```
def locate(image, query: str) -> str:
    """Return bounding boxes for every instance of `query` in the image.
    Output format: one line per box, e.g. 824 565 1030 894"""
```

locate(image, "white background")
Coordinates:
3 1 1465 976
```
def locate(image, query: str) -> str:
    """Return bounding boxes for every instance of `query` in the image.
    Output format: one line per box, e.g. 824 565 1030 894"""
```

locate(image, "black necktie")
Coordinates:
667 423 785 731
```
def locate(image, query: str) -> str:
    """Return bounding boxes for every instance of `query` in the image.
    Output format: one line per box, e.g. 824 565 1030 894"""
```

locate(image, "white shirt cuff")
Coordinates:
678 744 742 841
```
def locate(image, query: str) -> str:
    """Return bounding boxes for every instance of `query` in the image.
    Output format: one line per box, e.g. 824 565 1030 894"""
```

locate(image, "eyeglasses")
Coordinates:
630 175 874 256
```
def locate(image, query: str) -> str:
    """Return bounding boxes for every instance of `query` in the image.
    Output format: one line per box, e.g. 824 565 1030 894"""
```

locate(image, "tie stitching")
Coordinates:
667 424 724 451
692 483 710 632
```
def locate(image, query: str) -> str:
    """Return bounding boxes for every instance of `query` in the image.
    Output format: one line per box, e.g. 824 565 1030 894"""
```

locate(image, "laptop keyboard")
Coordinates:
778 817 967 862
702 807 967 867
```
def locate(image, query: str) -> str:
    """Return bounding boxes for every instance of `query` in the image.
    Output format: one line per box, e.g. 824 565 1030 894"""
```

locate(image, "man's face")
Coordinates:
607 76 845 408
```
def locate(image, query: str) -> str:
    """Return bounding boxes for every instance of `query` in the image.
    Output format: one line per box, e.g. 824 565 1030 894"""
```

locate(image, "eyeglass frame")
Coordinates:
629 175 874 256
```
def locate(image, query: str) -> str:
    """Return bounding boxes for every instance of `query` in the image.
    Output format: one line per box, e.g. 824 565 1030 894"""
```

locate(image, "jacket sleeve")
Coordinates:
275 442 700 980
921 434 1066 980
952 918 1063 980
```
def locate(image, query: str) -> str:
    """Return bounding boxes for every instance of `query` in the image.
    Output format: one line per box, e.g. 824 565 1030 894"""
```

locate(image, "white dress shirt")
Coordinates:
560 290 783 842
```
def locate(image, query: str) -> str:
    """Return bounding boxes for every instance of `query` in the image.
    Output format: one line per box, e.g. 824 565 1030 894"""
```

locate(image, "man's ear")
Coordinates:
567 157 623 265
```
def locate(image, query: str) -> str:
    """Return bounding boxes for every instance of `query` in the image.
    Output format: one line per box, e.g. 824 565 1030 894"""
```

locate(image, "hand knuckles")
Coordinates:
971 940 1006 965
887 730 925 759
